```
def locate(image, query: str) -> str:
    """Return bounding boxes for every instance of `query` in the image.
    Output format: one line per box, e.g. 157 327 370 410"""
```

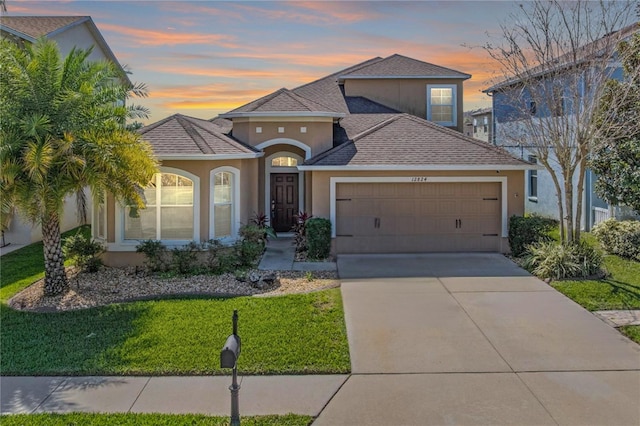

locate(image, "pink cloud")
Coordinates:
98 23 238 48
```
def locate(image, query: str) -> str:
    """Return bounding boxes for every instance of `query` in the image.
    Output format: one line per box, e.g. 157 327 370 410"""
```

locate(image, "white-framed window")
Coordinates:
427 84 457 127
271 156 298 167
210 166 240 240
123 170 197 241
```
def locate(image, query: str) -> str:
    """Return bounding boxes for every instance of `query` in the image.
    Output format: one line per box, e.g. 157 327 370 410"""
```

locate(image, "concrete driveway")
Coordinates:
314 253 640 426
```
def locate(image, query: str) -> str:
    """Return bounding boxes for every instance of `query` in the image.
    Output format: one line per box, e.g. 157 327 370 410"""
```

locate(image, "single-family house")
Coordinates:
96 54 536 266
470 108 492 143
0 15 127 246
486 23 639 231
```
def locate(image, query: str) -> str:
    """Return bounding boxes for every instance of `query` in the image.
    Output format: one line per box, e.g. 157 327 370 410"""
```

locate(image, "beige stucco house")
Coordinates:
97 54 535 265
0 16 126 246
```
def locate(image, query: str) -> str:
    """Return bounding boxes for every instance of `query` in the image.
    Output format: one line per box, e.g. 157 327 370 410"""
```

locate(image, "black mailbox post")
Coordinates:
220 310 241 426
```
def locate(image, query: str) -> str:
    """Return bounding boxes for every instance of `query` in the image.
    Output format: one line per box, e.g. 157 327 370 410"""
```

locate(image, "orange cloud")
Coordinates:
99 23 238 47
144 63 320 85
231 2 379 26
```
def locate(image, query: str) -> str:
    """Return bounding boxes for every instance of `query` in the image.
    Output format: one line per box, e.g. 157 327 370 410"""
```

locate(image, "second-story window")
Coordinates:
427 84 456 127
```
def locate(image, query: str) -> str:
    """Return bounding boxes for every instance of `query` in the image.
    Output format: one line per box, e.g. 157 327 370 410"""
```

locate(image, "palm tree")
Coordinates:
0 38 158 296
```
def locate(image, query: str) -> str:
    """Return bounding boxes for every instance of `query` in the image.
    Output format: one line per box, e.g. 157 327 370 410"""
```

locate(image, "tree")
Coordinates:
0 38 158 296
483 0 636 243
591 33 640 213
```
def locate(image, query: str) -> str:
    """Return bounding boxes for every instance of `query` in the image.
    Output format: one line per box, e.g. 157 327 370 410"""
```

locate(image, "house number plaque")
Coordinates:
410 177 429 182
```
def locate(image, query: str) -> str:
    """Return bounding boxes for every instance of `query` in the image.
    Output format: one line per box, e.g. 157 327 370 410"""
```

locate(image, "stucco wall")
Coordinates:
51 23 109 62
231 118 333 156
343 78 465 132
4 191 90 246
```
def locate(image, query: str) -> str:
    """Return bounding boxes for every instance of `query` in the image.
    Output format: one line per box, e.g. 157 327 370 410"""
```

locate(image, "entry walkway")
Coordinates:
258 237 336 272
314 253 640 425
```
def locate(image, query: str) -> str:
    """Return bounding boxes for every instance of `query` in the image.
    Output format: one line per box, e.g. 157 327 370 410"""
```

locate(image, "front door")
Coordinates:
271 173 299 232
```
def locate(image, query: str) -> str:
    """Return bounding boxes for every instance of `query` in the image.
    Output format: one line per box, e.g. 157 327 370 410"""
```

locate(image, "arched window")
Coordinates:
124 172 195 241
211 167 240 240
213 172 233 238
271 156 298 167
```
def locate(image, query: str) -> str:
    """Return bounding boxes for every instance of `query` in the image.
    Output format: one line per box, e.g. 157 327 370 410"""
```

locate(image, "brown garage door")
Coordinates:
335 182 501 253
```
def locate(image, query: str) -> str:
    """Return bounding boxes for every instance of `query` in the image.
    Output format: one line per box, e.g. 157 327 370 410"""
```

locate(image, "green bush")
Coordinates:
522 240 603 280
63 233 105 272
171 242 200 275
238 240 264 267
136 240 168 272
305 218 332 260
508 214 556 257
593 219 640 260
239 223 267 245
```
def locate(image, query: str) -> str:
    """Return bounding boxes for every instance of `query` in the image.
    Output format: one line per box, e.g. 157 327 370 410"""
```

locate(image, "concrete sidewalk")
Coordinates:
0 375 347 416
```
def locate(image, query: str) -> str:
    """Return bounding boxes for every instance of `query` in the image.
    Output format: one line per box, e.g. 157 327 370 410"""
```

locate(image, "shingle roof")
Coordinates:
339 54 471 79
140 114 260 158
292 57 385 113
0 16 88 39
304 114 529 168
223 87 342 116
210 116 233 134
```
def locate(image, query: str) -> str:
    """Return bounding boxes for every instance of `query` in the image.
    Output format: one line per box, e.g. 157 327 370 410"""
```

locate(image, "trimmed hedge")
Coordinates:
306 218 332 260
508 214 556 257
593 219 640 260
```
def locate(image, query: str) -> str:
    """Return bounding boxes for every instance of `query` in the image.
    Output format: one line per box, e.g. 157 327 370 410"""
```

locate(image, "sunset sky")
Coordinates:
6 1 524 123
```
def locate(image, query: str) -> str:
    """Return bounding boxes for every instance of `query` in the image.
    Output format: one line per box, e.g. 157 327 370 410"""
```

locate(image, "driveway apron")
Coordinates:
314 253 640 426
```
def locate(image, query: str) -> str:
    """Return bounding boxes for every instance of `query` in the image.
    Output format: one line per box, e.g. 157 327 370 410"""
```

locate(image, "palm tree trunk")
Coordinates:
42 213 68 296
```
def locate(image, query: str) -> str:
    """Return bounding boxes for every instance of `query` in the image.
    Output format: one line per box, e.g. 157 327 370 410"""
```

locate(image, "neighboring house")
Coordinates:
0 16 127 246
486 23 639 231
470 108 492 143
95 54 536 266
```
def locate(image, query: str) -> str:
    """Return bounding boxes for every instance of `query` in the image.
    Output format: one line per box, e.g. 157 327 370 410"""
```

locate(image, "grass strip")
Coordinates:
0 413 313 425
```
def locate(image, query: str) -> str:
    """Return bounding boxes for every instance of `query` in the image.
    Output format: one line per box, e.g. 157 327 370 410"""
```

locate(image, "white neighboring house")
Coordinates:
0 16 127 247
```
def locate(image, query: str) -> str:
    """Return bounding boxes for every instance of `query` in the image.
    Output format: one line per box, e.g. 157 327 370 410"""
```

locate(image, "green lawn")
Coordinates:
0 226 90 303
1 227 350 375
0 413 312 426
548 233 640 344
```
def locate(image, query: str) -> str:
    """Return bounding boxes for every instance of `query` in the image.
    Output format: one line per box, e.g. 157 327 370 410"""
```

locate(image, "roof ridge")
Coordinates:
350 114 404 141
287 87 340 112
304 137 356 166
228 87 288 113
176 115 215 154
292 57 384 91
139 113 179 135
183 115 260 154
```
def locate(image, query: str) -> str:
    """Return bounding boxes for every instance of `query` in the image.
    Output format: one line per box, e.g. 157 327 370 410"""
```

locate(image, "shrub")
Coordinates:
204 239 241 274
292 211 312 253
250 212 277 240
237 240 264 267
593 219 640 260
306 218 332 260
63 233 105 272
136 240 168 272
522 240 603 280
239 224 266 245
508 214 556 257
171 242 200 275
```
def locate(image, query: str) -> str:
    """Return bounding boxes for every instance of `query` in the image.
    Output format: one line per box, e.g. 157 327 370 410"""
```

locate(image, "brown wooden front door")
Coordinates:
270 173 299 232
